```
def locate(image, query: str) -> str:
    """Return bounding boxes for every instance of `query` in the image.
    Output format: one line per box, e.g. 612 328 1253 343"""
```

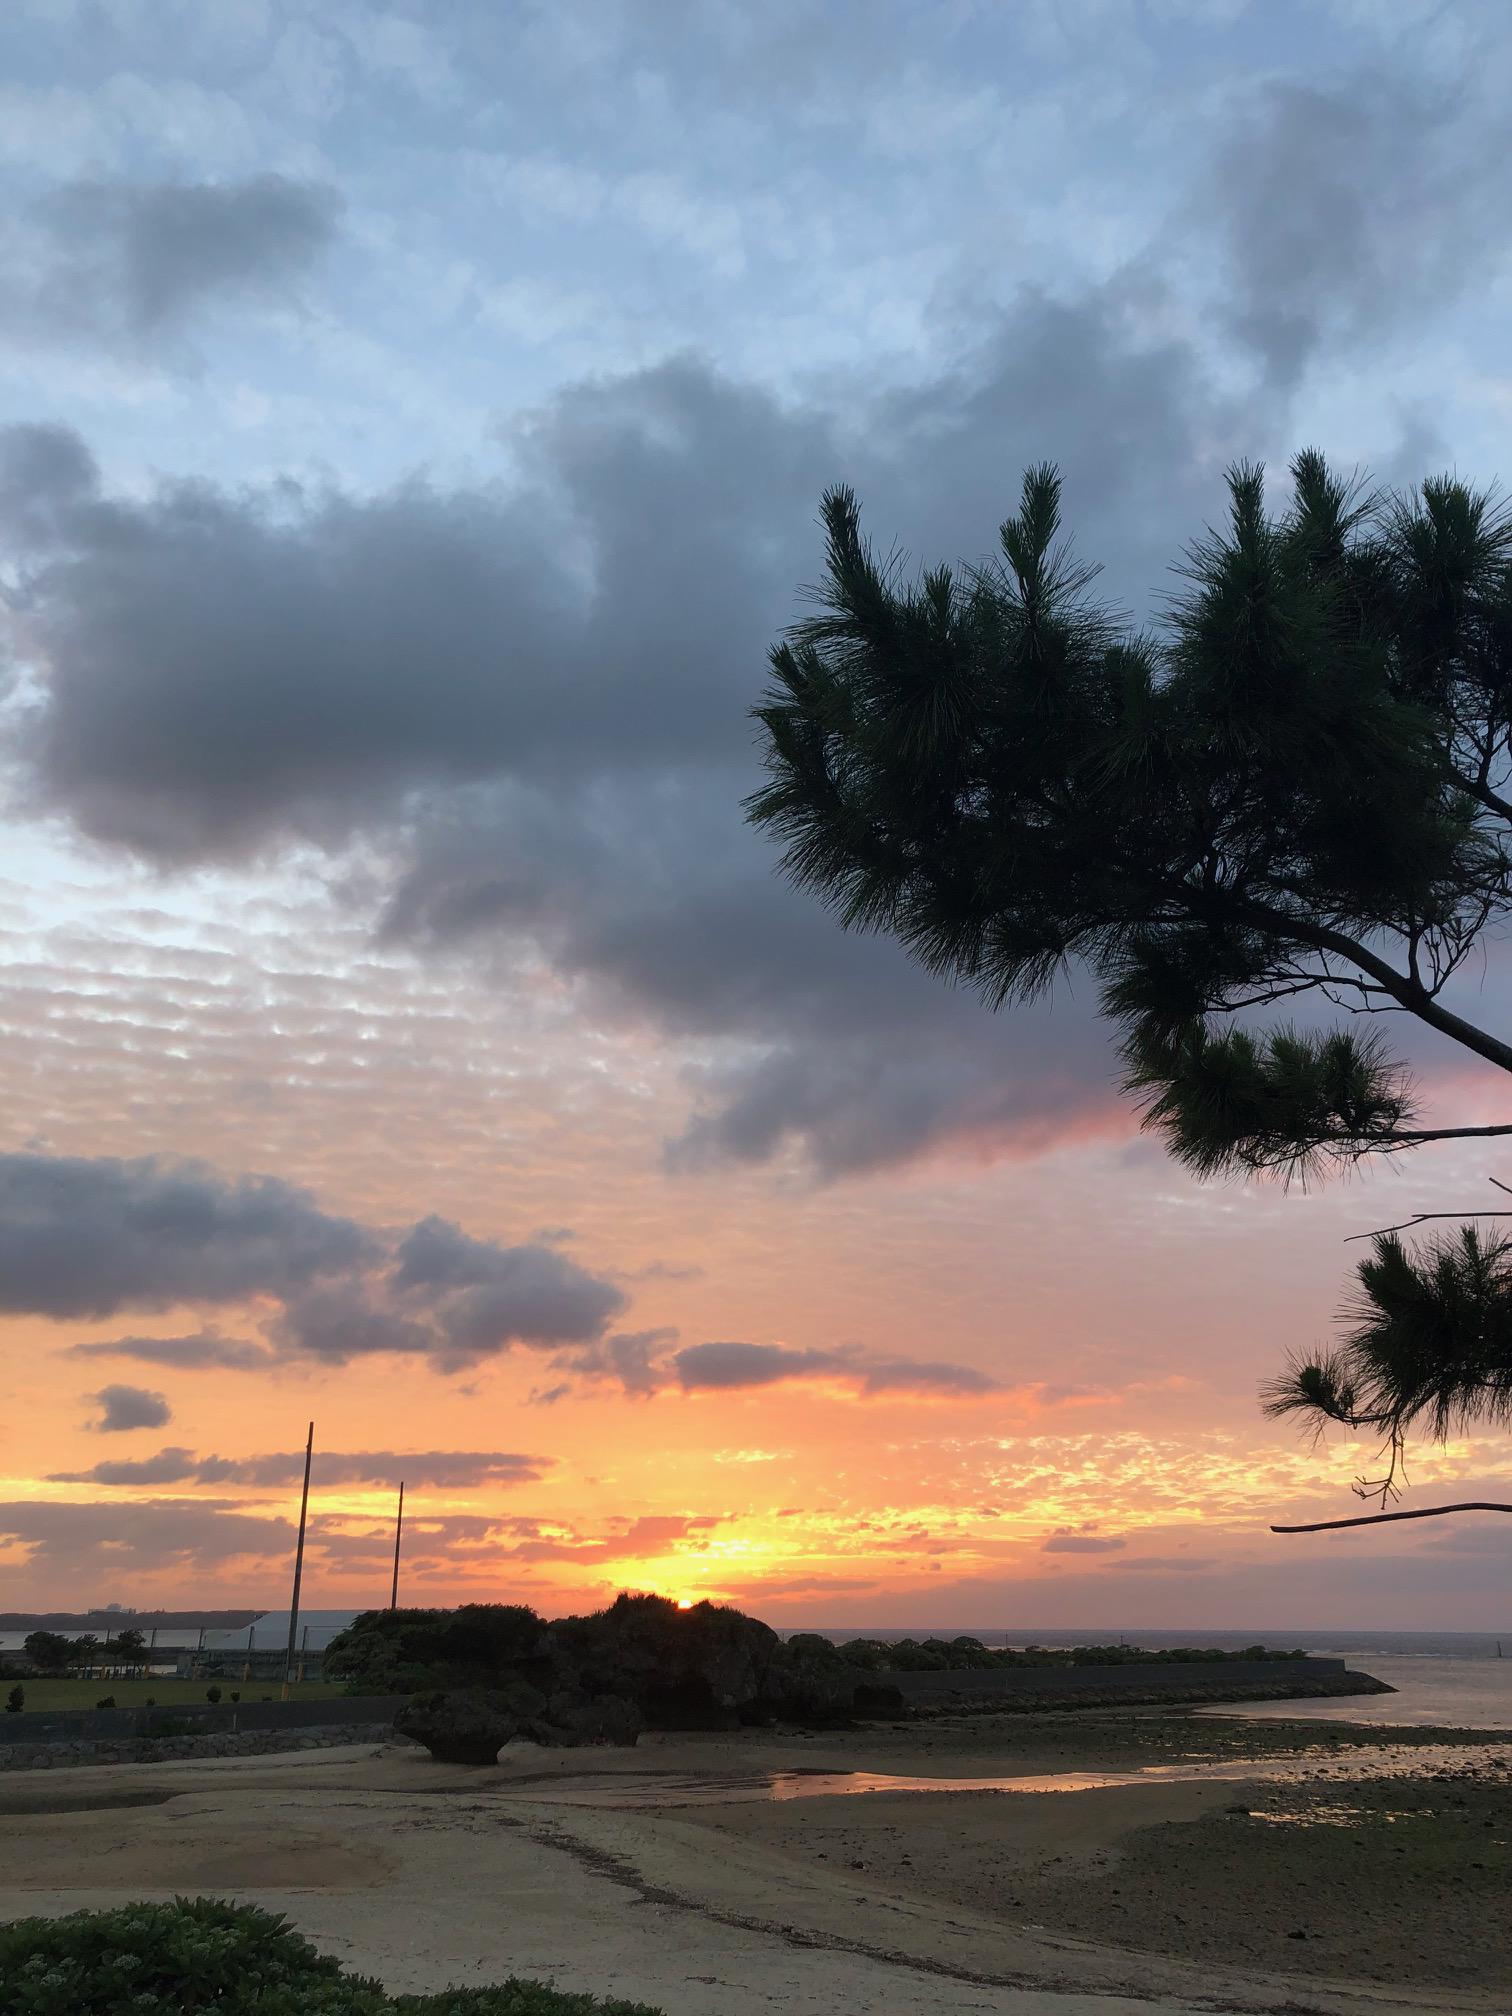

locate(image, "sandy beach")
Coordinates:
2 1708 1508 2016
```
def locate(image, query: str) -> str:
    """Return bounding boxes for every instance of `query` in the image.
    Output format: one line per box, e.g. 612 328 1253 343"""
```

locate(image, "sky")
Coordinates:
2 0 1511 1632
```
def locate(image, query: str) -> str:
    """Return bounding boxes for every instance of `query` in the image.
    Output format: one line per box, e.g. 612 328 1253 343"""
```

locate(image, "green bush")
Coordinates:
93 1696 115 1709
0 1900 664 2016
5 1683 22 1714
205 1685 222 1704
396 1989 664 2015
0 1897 383 2014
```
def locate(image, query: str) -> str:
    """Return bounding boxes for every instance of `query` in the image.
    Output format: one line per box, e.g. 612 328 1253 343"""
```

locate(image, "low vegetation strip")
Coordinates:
810 1636 1311 1671
0 1898 664 2016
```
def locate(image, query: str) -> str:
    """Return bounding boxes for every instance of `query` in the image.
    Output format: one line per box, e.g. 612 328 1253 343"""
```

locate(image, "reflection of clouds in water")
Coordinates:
486 1744 1511 1809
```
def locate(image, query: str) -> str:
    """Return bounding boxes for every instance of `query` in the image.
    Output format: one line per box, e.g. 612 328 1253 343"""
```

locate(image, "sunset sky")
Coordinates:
3 0 1512 1631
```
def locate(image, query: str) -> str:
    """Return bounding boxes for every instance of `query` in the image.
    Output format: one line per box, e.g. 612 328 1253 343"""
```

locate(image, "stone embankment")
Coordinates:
0 1694 413 1771
888 1658 1392 1715
0 1720 417 1771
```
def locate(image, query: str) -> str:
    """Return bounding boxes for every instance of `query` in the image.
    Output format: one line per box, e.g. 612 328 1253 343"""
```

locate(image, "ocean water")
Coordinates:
1203 1656 1512 1731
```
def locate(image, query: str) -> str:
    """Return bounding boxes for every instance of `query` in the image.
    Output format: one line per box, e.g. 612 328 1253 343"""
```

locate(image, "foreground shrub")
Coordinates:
0 1900 663 2016
396 1988 663 2015
0 1897 384 2014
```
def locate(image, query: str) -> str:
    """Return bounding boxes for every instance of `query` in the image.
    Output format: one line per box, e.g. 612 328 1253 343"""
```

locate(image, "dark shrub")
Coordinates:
230 1690 241 1702
395 1687 543 1765
94 1695 116 1709
947 1636 998 1668
784 1633 845 1664
0 1900 663 2016
206 1685 222 1703
326 1605 548 1695
394 1987 663 2015
553 1593 780 1729
835 1638 889 1671
0 1896 387 2015
5 1683 22 1714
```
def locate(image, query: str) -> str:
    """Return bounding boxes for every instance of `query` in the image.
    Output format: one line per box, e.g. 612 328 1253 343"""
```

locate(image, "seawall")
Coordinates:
0 1693 409 1770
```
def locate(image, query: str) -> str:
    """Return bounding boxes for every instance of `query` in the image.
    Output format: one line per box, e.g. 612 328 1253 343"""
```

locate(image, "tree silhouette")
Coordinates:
22 1630 71 1674
113 1627 148 1675
750 455 1512 1508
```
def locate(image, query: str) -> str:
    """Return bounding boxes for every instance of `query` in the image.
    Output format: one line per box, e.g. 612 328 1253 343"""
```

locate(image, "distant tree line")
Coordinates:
0 1627 149 1680
795 1635 1305 1671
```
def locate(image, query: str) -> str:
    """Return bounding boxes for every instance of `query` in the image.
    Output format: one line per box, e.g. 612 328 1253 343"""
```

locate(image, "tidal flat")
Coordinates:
2 1709 1508 2016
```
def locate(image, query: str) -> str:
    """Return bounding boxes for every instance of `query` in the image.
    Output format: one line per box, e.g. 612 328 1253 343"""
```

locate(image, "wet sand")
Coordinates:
690 1747 1512 1995
1 1710 1508 2016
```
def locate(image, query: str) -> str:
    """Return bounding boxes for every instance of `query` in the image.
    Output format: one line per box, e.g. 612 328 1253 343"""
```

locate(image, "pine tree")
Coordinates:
750 455 1512 1501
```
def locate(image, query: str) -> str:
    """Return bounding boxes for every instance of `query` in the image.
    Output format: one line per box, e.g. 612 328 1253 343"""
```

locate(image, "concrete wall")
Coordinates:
887 1656 1346 1703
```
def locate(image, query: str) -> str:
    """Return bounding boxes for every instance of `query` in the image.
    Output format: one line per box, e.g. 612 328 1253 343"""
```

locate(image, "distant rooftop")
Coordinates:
0 1609 262 1631
199 1609 361 1651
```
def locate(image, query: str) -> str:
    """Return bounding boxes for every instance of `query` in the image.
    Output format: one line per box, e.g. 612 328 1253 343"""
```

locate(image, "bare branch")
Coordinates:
1343 1209 1512 1243
1343 1170 1512 1241
1273 1500 1512 1533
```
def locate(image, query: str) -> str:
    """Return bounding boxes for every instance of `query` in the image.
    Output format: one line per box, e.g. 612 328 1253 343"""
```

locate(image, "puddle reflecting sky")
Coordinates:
497 1742 1511 1809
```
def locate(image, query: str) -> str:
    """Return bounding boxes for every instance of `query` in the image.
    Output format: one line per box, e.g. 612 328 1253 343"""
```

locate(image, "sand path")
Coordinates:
1 1740 1503 2016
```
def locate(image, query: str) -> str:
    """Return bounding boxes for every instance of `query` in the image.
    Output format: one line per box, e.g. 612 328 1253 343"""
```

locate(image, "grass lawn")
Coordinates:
8 1677 349 1710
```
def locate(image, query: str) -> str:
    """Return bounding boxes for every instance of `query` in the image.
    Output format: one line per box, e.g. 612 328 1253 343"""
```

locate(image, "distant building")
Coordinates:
175 1610 361 1681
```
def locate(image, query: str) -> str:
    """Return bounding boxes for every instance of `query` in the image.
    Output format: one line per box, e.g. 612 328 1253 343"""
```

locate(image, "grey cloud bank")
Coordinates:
0 173 340 359
0 1498 294 1572
0 1150 372 1319
5 55 1506 1180
67 1332 277 1371
87 1382 172 1433
672 1340 1001 1398
50 1446 550 1489
0 308 1194 1176
5 1149 624 1372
